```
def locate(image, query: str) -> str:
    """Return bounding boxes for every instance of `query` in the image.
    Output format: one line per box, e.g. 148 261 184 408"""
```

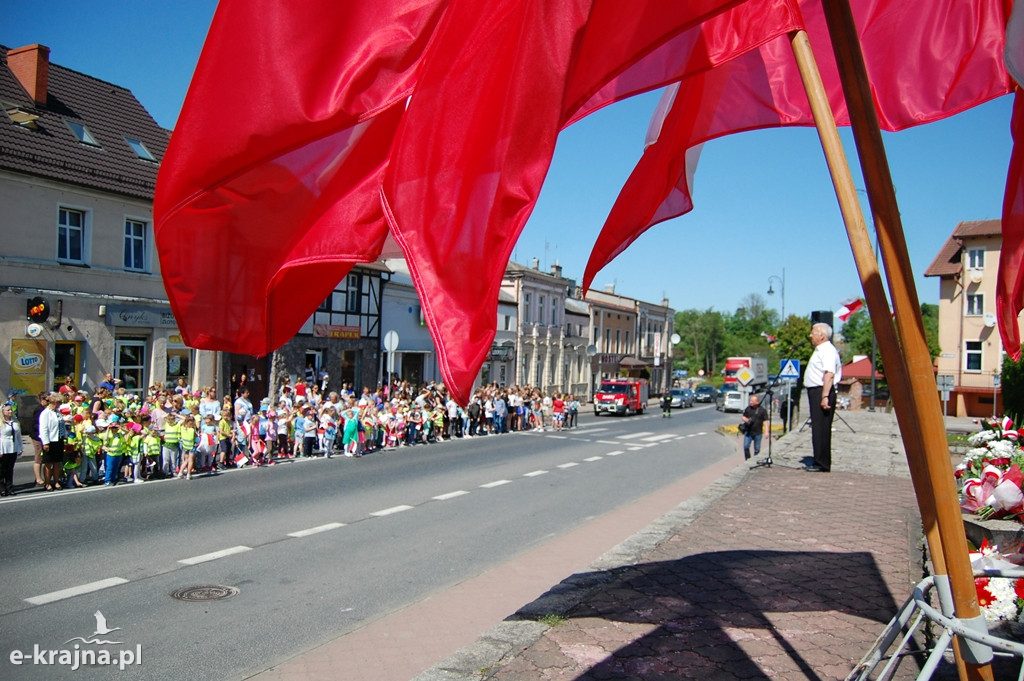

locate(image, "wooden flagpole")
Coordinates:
817 1 993 678
787 25 972 678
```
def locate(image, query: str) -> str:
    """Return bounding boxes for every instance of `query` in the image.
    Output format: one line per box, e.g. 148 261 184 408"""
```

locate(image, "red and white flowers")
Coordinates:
957 417 1024 521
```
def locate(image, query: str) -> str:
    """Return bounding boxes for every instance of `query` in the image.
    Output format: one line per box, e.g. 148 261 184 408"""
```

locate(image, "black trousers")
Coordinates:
806 386 836 471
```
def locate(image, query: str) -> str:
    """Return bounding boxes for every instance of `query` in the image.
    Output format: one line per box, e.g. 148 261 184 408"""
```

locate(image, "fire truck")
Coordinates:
722 357 768 390
593 378 649 416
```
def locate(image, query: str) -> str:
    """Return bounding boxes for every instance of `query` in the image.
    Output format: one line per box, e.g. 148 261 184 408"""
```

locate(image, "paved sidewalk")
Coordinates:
412 409 977 681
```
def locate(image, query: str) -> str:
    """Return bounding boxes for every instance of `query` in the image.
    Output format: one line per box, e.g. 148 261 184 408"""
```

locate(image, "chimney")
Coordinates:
604 283 615 294
550 263 562 278
7 44 50 106
531 257 540 270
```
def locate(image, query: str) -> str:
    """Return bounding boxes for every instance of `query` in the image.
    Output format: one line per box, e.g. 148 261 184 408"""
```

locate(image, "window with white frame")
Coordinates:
345 273 362 313
966 293 984 316
968 248 985 270
965 340 983 371
551 297 557 326
538 295 546 325
123 219 147 271
524 293 531 324
58 207 85 263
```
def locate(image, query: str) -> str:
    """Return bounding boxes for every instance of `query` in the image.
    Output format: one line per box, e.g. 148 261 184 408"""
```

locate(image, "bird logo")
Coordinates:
64 611 123 645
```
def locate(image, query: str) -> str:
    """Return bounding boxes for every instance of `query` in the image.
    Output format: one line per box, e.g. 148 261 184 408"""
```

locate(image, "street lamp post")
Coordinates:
767 268 785 321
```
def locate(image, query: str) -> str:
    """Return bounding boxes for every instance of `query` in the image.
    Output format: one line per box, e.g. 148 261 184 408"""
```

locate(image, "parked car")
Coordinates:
669 388 694 409
717 389 744 413
694 385 718 403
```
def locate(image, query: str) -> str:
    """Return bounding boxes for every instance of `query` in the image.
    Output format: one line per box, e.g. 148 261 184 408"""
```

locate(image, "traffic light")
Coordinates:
27 296 50 323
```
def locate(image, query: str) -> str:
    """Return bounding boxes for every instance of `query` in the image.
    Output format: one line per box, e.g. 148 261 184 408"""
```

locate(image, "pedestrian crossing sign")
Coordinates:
780 359 800 379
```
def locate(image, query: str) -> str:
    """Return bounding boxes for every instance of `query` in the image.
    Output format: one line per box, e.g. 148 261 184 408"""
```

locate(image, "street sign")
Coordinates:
736 366 755 386
780 359 800 379
994 374 1001 388
936 374 955 390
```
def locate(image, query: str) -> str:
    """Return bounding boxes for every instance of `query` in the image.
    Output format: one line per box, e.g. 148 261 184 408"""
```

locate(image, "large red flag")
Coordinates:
998 91 1024 360
584 0 1012 293
155 0 446 355
381 0 744 402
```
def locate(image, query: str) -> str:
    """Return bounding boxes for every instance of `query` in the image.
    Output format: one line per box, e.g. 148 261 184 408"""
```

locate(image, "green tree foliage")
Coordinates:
1001 353 1024 423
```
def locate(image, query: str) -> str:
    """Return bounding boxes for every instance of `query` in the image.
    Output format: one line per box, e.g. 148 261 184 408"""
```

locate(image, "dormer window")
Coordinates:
125 137 156 161
65 119 99 146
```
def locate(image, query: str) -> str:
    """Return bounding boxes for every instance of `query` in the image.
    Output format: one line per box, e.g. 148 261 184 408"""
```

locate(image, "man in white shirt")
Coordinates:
803 322 842 472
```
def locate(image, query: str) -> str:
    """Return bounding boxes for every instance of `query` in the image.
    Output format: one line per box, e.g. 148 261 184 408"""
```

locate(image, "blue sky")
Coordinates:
3 2 1013 323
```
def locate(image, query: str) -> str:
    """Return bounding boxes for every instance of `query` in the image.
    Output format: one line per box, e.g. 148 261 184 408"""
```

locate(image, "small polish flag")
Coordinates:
836 297 864 322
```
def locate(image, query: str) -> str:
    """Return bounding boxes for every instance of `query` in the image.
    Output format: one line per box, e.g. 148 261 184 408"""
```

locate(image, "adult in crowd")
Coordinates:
29 391 46 486
740 393 769 461
0 402 23 495
38 393 65 490
803 322 842 472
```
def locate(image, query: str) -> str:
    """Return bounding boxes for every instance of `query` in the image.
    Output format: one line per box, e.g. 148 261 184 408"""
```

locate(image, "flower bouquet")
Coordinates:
956 417 1024 521
970 540 1024 634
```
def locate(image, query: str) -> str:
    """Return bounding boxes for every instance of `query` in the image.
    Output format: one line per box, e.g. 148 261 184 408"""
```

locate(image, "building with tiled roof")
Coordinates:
924 219 1005 416
0 43 217 410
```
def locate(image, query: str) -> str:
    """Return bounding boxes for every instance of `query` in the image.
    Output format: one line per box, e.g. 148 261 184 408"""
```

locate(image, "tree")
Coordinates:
1002 353 1024 423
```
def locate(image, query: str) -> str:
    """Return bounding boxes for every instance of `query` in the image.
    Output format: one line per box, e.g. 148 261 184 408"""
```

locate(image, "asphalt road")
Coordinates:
0 404 735 680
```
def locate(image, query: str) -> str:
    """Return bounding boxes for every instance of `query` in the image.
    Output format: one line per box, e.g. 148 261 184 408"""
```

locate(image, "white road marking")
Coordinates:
642 433 677 442
596 440 620 445
557 462 579 469
371 505 414 517
571 427 608 434
288 522 346 538
433 490 470 501
523 470 548 477
605 450 624 457
26 577 129 606
480 480 511 488
584 456 603 462
547 435 567 439
616 432 654 440
178 546 252 566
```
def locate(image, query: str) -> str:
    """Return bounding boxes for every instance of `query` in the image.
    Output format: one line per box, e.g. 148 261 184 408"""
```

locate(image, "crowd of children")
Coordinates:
18 378 584 491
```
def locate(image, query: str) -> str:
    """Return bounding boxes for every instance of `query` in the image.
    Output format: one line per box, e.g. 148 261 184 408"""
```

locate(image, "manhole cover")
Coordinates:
170 585 239 602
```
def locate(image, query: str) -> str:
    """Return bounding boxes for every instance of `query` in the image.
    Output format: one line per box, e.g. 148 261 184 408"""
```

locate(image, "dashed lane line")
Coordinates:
23 429 708 606
288 522 346 538
25 577 130 606
433 490 470 501
371 505 415 517
178 545 252 566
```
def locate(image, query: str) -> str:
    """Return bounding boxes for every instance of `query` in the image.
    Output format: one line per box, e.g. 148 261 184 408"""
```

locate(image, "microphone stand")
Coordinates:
751 340 807 470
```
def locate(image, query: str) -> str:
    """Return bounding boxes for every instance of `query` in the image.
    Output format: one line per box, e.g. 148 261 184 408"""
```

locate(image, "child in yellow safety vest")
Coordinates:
217 410 232 471
141 416 162 481
125 423 144 483
80 424 102 485
101 420 127 486
161 415 181 478
178 414 197 479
